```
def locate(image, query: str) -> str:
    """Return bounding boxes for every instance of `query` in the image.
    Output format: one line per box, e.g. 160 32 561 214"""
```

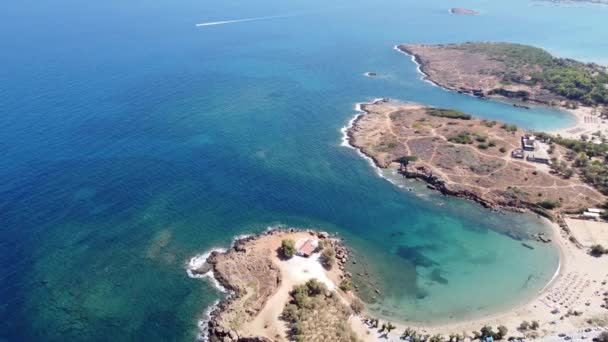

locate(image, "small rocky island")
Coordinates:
347 101 605 214
450 8 479 15
397 42 608 111
190 229 364 342
537 0 608 5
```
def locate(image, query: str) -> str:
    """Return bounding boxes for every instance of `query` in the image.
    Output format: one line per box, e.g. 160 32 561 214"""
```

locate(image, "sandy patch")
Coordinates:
565 218 608 247
551 106 607 140
241 233 341 340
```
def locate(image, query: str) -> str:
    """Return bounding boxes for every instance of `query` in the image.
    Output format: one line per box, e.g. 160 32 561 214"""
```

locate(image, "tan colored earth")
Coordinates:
347 101 605 213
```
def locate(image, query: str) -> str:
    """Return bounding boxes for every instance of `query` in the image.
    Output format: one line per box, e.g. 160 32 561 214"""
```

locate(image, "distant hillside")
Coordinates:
398 42 608 108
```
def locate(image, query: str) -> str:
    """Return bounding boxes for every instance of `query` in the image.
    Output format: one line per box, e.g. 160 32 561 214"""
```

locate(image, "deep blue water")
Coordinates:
1 0 607 340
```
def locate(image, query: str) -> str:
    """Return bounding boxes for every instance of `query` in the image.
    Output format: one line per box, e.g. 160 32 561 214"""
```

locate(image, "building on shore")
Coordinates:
522 135 536 151
511 148 524 159
526 154 551 164
296 239 317 257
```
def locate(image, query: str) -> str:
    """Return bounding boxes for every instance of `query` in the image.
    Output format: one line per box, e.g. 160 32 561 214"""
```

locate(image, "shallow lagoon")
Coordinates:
1 0 606 340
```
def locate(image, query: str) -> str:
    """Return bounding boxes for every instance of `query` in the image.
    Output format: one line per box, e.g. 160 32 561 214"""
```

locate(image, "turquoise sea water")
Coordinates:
2 0 607 340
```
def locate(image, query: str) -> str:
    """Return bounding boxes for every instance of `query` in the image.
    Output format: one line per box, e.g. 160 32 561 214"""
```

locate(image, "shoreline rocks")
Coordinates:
193 227 348 342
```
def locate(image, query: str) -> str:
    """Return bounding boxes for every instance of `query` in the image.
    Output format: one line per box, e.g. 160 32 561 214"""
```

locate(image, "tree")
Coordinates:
430 334 445 342
304 278 326 296
538 200 560 210
291 285 311 308
282 304 300 322
321 247 336 269
574 152 589 167
281 239 296 258
395 155 419 165
518 320 530 331
403 327 416 338
597 331 608 342
590 244 607 257
480 325 495 338
497 325 508 340
530 320 539 330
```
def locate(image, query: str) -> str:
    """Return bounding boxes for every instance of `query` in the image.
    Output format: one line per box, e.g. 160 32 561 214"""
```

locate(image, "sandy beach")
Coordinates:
341 99 608 341
353 218 608 341
550 106 607 140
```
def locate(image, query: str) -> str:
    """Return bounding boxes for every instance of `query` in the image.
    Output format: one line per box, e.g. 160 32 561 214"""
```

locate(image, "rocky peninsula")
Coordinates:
343 100 608 341
397 43 608 112
189 228 364 342
347 100 605 215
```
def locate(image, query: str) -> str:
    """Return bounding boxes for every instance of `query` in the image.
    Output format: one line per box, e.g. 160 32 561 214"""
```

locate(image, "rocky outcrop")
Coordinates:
195 228 342 342
346 101 606 215
196 230 283 342
396 43 607 111
450 8 479 15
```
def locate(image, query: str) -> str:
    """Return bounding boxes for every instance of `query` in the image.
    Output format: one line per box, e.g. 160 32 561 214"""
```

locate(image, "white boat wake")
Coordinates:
195 16 285 27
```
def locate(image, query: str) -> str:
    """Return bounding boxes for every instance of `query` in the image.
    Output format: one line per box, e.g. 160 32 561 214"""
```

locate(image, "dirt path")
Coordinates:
241 234 339 341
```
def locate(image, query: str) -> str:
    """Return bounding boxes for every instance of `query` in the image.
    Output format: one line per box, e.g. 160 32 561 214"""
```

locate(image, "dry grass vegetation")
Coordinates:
348 102 606 213
282 279 361 342
210 247 281 331
399 42 608 108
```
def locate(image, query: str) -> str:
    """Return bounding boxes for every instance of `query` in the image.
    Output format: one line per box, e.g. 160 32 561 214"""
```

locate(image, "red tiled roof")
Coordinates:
298 239 316 256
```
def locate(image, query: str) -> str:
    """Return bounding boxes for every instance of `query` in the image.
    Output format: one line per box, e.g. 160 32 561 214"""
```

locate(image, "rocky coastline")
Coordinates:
190 228 354 342
395 44 601 112
346 101 605 217
398 45 532 104
348 104 511 212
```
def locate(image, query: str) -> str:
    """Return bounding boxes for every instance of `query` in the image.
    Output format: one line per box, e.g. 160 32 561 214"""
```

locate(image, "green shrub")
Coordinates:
304 279 327 296
538 200 560 210
282 304 300 322
501 123 518 132
448 131 473 144
590 244 607 257
339 280 353 292
530 320 539 330
281 239 296 258
475 135 487 143
395 155 419 165
426 108 471 120
321 247 335 269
